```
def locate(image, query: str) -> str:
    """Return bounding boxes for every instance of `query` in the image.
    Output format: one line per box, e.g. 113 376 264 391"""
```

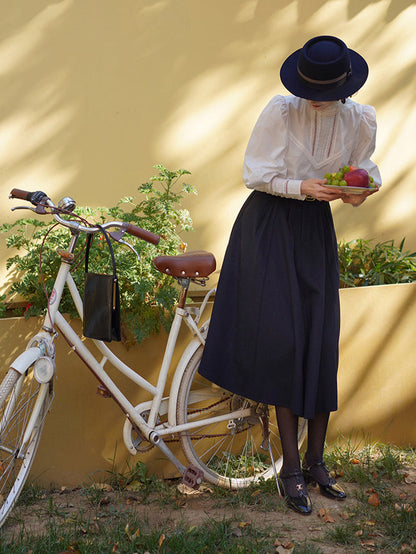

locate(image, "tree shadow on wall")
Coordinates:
1 0 416 250
347 0 416 22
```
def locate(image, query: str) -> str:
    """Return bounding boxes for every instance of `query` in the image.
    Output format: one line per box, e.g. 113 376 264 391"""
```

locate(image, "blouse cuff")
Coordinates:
269 177 305 200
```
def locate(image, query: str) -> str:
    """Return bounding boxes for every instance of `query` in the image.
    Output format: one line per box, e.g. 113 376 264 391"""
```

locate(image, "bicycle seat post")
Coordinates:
177 278 191 309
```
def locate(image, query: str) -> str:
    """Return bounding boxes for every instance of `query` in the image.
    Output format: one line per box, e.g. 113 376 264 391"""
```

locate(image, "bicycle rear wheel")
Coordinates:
176 345 307 489
0 368 51 527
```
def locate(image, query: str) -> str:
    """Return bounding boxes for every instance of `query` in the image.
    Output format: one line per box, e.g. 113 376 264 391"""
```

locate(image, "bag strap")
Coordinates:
85 225 118 279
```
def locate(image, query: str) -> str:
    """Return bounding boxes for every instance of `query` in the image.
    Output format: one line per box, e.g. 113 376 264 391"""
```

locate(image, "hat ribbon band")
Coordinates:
297 65 352 86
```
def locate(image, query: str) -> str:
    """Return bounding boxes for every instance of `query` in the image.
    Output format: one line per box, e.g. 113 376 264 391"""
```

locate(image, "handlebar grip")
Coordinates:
10 188 31 200
10 189 48 206
125 223 160 245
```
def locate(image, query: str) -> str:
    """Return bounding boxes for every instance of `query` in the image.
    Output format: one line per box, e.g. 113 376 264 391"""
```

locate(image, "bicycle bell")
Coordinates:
57 196 76 212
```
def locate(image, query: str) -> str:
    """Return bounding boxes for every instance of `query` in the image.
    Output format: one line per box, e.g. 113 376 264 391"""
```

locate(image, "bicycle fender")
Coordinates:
168 318 210 426
10 347 42 375
167 338 201 426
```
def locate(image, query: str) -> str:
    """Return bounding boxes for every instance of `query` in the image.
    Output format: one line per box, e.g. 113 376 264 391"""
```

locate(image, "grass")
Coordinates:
325 439 414 485
324 439 416 553
0 440 415 553
0 516 278 554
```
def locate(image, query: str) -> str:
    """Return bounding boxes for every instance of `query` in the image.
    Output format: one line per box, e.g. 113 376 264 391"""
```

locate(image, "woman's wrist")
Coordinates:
301 178 327 197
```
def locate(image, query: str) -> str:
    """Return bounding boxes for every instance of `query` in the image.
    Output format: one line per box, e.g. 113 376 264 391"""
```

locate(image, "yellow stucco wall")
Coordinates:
1 0 416 281
1 1 416 485
332 283 416 447
0 283 415 486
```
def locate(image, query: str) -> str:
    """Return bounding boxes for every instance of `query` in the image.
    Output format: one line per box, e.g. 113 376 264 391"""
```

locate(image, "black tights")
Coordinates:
275 406 330 475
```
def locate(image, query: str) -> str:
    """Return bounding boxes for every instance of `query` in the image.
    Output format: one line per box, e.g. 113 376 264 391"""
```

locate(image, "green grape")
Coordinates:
342 165 350 174
332 179 340 186
335 172 343 180
324 173 332 180
340 179 347 186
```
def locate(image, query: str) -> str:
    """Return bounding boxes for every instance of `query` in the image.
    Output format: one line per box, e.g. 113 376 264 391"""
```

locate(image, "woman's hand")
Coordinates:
341 186 379 207
301 178 344 202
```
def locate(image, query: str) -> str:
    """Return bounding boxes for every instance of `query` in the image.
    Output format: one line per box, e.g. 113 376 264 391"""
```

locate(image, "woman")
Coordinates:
199 35 381 514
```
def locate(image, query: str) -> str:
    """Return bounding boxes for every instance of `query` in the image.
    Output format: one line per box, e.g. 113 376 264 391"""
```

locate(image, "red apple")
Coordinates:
343 168 370 188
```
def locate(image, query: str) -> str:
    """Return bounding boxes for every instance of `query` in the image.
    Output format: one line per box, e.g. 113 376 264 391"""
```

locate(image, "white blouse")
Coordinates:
243 95 382 200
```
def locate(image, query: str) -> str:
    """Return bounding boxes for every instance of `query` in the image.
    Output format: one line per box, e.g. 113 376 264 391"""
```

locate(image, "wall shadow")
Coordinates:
1 1 415 253
1 1 416 466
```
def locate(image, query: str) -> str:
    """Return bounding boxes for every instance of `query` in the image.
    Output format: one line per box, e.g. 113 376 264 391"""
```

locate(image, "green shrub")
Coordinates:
0 164 196 344
338 238 416 288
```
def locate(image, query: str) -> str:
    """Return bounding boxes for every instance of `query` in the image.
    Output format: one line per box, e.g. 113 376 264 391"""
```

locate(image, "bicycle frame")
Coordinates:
1 189 305 524
30 228 251 476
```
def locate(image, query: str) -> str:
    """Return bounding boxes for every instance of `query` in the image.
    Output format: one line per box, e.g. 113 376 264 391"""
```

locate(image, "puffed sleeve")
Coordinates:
243 96 304 199
349 104 382 187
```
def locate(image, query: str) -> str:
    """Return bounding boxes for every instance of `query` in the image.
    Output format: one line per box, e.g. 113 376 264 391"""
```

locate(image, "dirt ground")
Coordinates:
2 467 416 553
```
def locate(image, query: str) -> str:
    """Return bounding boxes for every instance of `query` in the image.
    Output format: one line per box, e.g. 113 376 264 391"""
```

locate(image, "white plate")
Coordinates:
323 184 373 195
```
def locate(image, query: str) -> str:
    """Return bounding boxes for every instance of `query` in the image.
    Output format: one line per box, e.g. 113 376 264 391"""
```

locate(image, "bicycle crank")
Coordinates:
228 396 262 432
123 409 161 454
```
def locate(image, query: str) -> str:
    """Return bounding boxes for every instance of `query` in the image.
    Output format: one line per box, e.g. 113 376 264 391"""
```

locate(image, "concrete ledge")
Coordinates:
331 282 416 446
0 283 415 486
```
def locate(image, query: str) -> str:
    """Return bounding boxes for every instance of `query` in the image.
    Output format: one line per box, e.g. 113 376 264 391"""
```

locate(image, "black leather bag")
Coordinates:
83 226 121 342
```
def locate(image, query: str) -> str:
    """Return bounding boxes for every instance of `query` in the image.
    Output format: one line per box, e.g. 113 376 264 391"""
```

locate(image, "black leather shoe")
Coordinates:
278 470 312 515
302 460 347 500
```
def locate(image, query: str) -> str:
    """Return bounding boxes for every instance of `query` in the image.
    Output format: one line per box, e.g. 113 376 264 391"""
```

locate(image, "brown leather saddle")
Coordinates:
153 250 216 279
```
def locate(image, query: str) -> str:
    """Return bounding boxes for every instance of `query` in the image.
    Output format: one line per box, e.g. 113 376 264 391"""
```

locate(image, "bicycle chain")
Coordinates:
160 394 255 443
186 394 233 415
136 394 253 446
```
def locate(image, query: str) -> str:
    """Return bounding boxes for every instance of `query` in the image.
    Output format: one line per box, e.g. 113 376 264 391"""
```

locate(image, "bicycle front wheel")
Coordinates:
176 345 307 489
0 368 51 527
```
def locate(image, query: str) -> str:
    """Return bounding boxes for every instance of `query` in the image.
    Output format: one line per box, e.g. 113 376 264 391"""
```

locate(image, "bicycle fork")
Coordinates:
4 345 52 459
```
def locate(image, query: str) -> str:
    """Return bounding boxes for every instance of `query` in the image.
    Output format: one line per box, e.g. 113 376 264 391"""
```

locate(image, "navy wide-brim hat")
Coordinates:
280 35 368 101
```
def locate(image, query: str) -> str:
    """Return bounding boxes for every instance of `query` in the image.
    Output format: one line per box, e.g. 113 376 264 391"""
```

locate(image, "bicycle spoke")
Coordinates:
177 345 307 488
0 368 50 525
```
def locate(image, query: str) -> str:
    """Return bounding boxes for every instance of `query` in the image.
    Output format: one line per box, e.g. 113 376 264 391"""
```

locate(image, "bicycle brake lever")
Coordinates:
120 239 140 262
109 233 140 262
11 205 38 213
12 204 48 214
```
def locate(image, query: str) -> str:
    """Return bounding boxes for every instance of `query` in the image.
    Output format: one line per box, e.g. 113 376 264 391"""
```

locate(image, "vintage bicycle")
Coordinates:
0 188 306 526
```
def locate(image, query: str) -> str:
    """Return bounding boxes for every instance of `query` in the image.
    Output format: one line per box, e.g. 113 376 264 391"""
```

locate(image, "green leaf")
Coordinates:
1 164 196 344
338 238 416 288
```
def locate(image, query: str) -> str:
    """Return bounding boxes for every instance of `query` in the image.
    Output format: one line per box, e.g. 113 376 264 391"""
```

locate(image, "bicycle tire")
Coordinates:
176 344 307 489
0 367 51 527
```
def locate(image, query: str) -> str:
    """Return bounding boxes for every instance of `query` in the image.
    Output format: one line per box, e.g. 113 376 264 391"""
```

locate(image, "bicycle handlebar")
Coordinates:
123 223 160 244
9 188 160 245
10 188 49 206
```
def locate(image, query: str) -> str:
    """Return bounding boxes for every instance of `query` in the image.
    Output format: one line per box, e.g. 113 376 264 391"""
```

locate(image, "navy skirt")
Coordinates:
198 191 340 419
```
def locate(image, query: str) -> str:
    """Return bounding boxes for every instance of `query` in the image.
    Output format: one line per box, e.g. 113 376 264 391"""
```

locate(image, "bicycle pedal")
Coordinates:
182 465 204 490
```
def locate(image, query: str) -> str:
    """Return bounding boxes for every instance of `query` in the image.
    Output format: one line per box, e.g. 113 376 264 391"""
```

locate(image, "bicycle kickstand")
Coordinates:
259 412 282 495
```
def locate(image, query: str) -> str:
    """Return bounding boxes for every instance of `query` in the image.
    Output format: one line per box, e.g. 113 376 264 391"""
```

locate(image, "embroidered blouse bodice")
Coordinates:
243 95 381 200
